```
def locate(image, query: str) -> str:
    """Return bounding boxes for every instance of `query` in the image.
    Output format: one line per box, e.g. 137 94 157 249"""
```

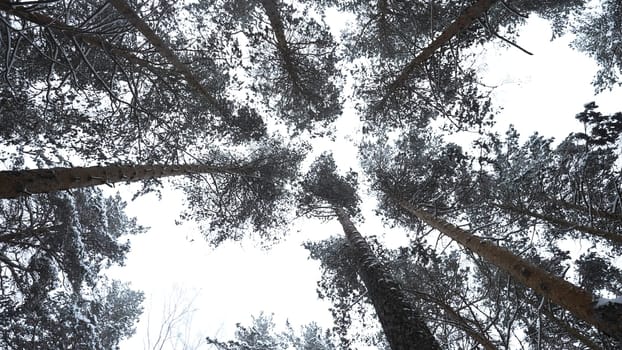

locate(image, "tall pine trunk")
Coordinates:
108 0 225 114
398 200 622 340
379 0 497 107
334 207 441 350
0 164 250 198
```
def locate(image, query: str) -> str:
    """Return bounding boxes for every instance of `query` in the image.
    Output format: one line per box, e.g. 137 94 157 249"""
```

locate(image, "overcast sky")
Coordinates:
107 14 622 350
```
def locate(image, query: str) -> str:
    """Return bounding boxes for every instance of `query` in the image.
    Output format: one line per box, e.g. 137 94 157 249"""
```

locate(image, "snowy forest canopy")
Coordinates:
1 0 622 349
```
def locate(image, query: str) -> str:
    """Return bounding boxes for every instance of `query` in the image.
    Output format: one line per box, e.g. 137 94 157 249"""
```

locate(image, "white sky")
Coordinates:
108 186 337 348
107 14 622 350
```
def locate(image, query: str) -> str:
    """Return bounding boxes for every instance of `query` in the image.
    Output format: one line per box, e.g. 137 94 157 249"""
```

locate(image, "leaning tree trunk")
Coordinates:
398 200 622 340
0 164 251 199
379 0 497 108
334 207 440 350
108 0 226 115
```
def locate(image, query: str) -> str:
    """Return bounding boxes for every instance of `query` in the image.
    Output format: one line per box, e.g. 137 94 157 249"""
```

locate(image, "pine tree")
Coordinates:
362 125 622 345
399 202 622 339
0 143 304 245
0 188 144 349
0 0 263 164
377 0 498 108
299 154 440 350
108 0 229 116
189 0 342 134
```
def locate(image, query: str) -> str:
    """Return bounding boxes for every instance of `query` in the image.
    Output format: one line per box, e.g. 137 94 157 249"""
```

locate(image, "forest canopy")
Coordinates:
1 0 621 349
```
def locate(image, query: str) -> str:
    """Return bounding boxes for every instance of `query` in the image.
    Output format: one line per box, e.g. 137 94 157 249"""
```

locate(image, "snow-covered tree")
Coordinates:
0 188 144 348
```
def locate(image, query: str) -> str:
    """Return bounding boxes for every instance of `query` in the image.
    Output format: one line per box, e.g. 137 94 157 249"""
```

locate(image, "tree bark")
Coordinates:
497 203 622 245
378 0 497 108
0 164 251 199
108 0 226 115
334 207 440 350
398 200 622 340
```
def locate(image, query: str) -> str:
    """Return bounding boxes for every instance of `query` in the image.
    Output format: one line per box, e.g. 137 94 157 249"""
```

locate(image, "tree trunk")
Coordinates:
0 164 250 199
258 0 303 93
108 0 226 115
334 207 440 350
497 203 622 245
398 200 622 340
378 0 497 108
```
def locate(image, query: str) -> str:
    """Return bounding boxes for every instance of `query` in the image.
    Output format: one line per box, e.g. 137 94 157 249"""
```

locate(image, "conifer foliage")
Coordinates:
206 312 337 350
1 0 622 349
0 188 144 349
